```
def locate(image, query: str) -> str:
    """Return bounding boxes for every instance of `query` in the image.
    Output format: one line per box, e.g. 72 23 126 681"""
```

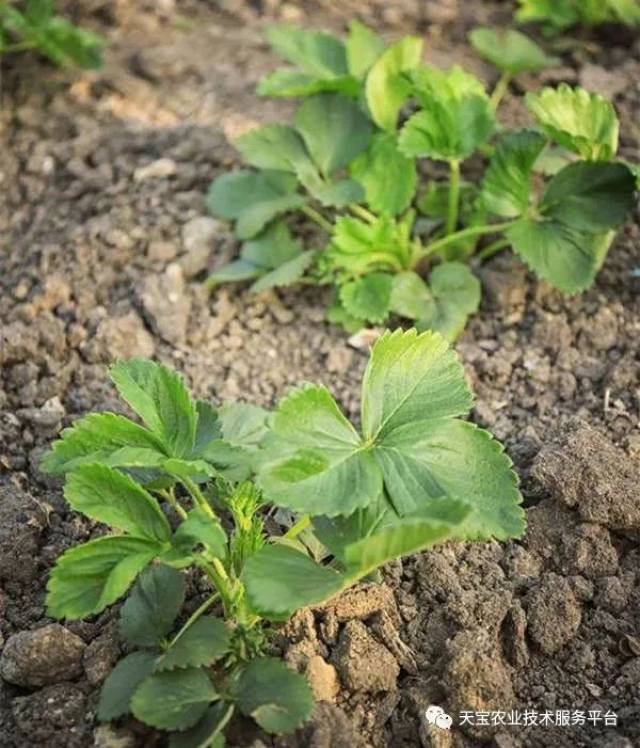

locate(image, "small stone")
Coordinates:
332 620 399 693
141 264 191 345
180 217 219 278
526 573 582 655
18 396 65 428
133 158 177 182
93 725 138 748
95 311 155 360
147 240 178 263
0 624 86 687
326 345 354 374
305 656 339 702
579 63 629 98
83 629 120 686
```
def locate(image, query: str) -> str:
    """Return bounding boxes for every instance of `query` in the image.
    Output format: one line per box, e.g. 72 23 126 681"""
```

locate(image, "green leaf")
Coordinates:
173 508 228 560
64 464 172 543
40 412 166 475
399 66 495 161
326 295 367 334
389 271 433 320
294 93 372 177
119 564 185 647
540 161 636 232
506 220 613 293
365 36 423 132
110 359 197 459
258 70 360 98
169 703 234 748
306 178 365 207
342 499 471 576
350 132 417 215
340 272 394 324
251 251 315 293
258 385 382 517
469 27 559 74
417 262 481 341
207 170 305 240
361 328 473 441
156 617 231 671
345 21 386 78
526 84 619 160
47 536 161 619
98 651 158 721
481 130 547 218
516 0 578 32
131 668 218 732
373 420 524 538
234 124 313 176
235 657 314 734
265 25 348 78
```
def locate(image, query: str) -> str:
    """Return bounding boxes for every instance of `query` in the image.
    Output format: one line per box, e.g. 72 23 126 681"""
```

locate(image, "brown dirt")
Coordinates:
1 2 639 747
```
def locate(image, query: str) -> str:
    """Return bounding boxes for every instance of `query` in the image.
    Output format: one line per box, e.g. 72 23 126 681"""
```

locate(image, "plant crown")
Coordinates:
42 330 524 743
206 21 637 338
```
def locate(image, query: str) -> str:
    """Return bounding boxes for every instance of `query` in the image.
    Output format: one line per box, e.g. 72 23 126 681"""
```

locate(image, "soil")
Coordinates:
1 1 640 747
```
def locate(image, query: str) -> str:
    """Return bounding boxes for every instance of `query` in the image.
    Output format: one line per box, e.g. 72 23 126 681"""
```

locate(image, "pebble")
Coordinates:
133 158 177 182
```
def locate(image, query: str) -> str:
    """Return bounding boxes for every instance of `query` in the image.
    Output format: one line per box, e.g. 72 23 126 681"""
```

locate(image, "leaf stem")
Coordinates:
168 593 219 649
490 71 512 111
0 41 38 54
417 220 516 261
477 237 511 261
301 205 333 233
349 204 377 224
446 159 461 236
284 514 311 540
182 476 216 519
158 487 188 520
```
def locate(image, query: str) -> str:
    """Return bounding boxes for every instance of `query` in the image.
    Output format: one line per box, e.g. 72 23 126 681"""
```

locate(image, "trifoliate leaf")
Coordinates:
265 25 348 78
526 84 619 160
389 271 433 319
257 70 360 98
235 657 314 734
294 93 372 177
119 564 185 647
131 668 218 731
168 703 234 748
346 21 386 78
481 130 547 217
417 262 481 341
156 617 231 671
98 651 158 721
365 36 423 132
469 27 559 74
243 543 345 617
207 170 306 240
350 132 417 216
258 385 382 517
399 66 495 161
64 464 172 543
173 508 228 560
40 412 166 475
46 536 162 619
340 272 394 324
234 124 314 177
251 251 315 293
110 359 197 459
361 328 473 440
540 161 636 232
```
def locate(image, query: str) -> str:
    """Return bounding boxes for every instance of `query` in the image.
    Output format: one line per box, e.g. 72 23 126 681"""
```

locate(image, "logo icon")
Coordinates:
425 705 453 730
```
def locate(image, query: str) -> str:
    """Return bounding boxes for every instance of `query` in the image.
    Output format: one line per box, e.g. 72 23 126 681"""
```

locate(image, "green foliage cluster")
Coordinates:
207 22 637 338
517 0 640 34
42 329 524 743
0 0 104 68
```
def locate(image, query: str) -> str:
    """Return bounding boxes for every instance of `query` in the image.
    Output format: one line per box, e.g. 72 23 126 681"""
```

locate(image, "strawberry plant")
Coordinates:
206 23 637 338
42 329 524 744
516 0 640 35
0 0 105 68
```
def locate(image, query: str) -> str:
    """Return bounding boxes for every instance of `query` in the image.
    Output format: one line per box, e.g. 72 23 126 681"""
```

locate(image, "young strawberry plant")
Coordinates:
42 329 524 744
206 22 637 338
516 0 640 35
0 0 105 68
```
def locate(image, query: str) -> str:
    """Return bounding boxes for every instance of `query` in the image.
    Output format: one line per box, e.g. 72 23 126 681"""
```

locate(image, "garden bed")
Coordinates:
1 1 639 746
